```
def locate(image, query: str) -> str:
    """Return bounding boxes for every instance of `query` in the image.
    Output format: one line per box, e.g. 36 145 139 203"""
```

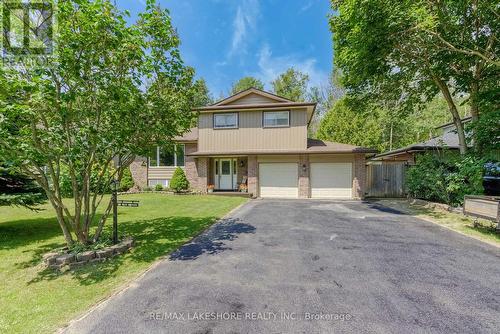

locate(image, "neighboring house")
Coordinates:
130 88 377 199
371 117 472 164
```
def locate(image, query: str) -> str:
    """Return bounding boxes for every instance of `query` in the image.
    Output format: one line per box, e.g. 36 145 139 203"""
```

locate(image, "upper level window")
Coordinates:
214 113 238 129
148 144 185 167
263 111 290 127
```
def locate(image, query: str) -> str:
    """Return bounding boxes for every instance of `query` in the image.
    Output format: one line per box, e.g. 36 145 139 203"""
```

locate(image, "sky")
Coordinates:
116 0 333 97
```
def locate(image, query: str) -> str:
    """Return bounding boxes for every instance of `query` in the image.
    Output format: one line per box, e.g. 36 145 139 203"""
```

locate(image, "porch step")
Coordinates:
207 191 251 198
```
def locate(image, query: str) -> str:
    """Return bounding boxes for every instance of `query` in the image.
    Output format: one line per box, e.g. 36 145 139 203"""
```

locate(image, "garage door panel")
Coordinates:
260 163 298 198
311 163 352 198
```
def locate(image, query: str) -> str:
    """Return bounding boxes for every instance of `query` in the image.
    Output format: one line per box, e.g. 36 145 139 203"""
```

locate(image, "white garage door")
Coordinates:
259 163 298 198
310 163 352 198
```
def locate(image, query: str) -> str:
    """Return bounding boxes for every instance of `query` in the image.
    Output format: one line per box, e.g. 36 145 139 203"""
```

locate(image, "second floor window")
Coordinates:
214 113 238 129
263 111 290 127
148 144 185 167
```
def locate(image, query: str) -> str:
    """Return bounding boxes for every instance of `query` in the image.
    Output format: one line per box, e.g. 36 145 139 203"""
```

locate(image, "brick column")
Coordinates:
247 155 258 198
353 153 366 199
237 157 248 186
197 157 208 193
129 156 147 190
184 143 198 190
298 154 310 198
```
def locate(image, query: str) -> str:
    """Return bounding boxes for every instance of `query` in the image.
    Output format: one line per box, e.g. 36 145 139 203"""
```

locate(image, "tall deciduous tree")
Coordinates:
330 0 498 154
271 68 309 101
230 76 264 94
0 0 197 246
317 95 459 152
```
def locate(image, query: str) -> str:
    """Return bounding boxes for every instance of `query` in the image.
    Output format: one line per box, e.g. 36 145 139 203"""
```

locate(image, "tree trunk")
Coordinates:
92 199 114 243
469 61 483 151
433 77 468 155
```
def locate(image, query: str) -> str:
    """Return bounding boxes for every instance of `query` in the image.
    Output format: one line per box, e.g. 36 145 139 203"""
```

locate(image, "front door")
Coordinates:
219 159 233 190
214 158 237 190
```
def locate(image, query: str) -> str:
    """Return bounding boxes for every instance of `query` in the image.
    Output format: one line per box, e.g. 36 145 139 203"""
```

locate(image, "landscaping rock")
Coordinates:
122 238 134 248
56 253 75 265
49 263 64 270
96 248 113 259
69 261 87 269
110 244 128 255
76 250 96 262
43 252 59 265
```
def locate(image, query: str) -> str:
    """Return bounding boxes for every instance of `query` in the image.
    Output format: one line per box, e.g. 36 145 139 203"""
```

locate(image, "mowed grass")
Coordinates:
0 194 248 334
376 199 500 247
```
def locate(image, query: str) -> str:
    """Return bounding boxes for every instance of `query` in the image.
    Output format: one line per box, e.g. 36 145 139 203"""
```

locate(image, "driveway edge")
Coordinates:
57 199 252 334
372 200 500 250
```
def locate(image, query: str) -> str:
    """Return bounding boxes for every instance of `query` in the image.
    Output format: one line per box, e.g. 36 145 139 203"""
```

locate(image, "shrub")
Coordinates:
60 164 114 197
143 186 152 191
119 167 134 192
154 183 163 191
406 153 484 206
169 167 189 192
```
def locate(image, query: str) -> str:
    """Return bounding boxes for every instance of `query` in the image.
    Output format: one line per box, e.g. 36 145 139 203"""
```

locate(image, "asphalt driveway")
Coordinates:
64 200 500 334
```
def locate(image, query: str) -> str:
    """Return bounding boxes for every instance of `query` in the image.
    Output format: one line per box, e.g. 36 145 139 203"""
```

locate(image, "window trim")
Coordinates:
262 110 290 128
213 112 239 129
148 144 185 168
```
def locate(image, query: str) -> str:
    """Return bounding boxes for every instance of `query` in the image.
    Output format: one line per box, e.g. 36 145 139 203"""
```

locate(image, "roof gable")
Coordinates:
213 87 293 106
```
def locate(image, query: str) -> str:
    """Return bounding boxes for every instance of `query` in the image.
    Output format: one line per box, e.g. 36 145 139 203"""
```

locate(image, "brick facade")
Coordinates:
247 155 258 198
184 143 198 190
196 157 209 193
236 157 248 187
129 156 147 190
298 154 310 198
352 153 366 199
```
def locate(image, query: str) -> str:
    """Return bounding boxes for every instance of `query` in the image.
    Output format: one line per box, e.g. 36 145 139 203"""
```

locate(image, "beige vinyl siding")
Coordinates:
148 166 184 180
225 92 278 105
198 109 307 152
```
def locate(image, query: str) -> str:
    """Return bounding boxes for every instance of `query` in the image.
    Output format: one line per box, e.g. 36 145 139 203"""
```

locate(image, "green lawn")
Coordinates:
375 199 500 247
0 194 248 334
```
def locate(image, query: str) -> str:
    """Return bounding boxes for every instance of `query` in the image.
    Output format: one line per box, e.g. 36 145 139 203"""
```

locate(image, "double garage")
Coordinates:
258 156 355 199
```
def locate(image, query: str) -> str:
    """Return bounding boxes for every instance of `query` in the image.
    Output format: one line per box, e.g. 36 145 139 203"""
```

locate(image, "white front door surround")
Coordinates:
214 158 237 190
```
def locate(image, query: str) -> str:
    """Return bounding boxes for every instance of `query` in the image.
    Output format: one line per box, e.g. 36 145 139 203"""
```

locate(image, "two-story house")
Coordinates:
130 88 377 199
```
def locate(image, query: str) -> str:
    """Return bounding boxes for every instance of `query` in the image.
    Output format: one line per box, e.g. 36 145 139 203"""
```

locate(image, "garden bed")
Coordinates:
43 238 135 271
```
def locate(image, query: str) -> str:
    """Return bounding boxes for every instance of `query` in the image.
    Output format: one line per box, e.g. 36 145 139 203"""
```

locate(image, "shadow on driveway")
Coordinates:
169 218 256 261
364 200 406 215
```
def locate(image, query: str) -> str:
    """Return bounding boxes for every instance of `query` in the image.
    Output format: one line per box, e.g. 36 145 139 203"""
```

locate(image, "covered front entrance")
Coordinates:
213 158 238 190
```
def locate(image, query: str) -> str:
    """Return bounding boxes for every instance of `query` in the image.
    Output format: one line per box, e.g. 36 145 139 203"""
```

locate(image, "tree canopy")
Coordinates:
317 94 467 152
329 0 499 155
0 164 46 209
271 68 309 101
230 76 264 94
0 0 197 246
192 78 213 107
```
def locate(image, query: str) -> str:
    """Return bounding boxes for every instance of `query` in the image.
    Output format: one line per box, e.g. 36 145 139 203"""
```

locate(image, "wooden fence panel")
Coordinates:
366 163 407 198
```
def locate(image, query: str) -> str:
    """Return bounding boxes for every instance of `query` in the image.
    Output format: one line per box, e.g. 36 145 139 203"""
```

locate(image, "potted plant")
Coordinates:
239 184 248 193
207 184 215 193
